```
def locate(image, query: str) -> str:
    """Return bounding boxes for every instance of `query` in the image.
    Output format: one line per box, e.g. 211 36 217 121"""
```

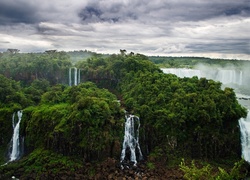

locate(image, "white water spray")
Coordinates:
9 110 23 162
120 114 143 166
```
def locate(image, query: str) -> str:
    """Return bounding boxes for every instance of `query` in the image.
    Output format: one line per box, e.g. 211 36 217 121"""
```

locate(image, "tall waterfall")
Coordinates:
120 114 143 166
69 67 80 86
74 67 77 85
9 110 23 162
239 111 250 163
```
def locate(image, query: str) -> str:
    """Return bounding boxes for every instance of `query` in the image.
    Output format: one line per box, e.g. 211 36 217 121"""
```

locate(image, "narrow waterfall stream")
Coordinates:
69 67 80 86
120 114 143 167
9 110 23 162
239 111 250 163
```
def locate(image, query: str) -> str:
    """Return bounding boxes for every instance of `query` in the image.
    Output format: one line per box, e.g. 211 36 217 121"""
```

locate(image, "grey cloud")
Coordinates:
0 40 10 44
36 24 61 35
78 2 137 23
0 0 250 60
77 0 250 25
0 0 40 25
186 41 250 54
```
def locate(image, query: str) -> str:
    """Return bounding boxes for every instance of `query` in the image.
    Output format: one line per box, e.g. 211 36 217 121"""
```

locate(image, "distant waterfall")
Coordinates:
69 67 80 86
120 114 143 166
239 111 250 163
69 68 72 86
9 110 23 162
162 68 243 86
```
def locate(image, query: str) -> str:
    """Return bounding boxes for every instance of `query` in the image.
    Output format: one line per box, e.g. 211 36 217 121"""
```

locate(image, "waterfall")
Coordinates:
239 71 243 86
9 110 23 162
74 67 77 86
239 111 250 163
69 68 72 86
120 114 143 166
69 67 80 86
162 68 244 86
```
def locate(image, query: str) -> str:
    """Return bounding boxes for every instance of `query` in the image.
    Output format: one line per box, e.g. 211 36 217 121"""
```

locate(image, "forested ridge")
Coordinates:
0 50 249 179
148 56 250 68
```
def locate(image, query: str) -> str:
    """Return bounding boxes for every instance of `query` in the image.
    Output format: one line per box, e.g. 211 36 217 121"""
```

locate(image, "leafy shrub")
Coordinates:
180 159 247 180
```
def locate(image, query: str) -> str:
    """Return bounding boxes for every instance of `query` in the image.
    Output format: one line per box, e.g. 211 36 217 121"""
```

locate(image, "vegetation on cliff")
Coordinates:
0 50 248 179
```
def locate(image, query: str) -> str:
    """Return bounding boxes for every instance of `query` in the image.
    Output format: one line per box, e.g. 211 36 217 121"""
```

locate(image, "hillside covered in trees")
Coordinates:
149 56 250 69
0 50 249 179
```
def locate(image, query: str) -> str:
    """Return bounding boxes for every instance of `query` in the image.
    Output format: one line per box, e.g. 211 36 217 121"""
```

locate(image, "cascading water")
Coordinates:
74 67 77 86
239 111 250 163
69 67 80 86
9 110 23 162
69 68 72 86
120 114 143 166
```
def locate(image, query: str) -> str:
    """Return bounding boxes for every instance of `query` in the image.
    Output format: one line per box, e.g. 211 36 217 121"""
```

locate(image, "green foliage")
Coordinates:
180 159 247 180
0 51 72 85
146 162 155 170
120 70 247 159
75 52 247 160
180 159 212 180
0 148 83 178
23 82 124 160
0 51 248 178
76 53 161 91
148 56 249 69
0 75 27 108
24 79 51 105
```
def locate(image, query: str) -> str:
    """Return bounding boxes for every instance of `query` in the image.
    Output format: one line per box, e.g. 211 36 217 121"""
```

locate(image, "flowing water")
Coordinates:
9 110 23 162
69 67 80 86
239 111 250 162
120 114 143 166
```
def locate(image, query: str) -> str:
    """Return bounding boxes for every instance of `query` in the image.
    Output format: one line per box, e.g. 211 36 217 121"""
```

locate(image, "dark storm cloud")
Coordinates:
78 2 137 23
0 0 40 25
79 6 103 21
224 7 250 16
77 1 250 24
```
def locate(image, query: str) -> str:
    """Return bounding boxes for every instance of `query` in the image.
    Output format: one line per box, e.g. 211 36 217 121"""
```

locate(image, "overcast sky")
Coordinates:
0 0 250 59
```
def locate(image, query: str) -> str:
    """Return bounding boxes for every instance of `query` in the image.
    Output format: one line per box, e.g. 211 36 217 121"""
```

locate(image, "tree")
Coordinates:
6 49 20 54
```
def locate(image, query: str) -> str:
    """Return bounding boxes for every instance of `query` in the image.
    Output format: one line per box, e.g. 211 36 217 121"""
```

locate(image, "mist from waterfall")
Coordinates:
161 64 250 97
161 68 243 86
120 114 143 166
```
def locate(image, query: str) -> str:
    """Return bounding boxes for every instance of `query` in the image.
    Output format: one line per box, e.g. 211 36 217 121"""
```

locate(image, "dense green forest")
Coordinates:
148 56 250 69
0 50 249 179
